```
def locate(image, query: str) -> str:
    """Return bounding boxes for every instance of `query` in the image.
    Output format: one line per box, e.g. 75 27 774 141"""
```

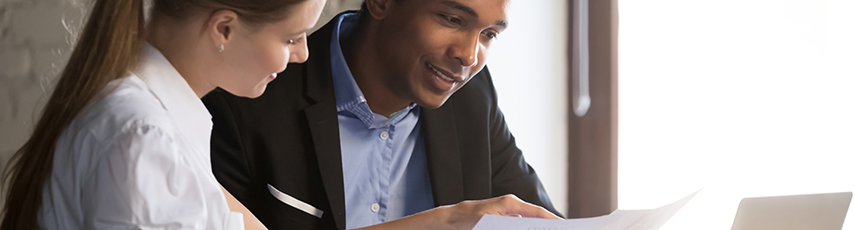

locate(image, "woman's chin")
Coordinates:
224 86 266 99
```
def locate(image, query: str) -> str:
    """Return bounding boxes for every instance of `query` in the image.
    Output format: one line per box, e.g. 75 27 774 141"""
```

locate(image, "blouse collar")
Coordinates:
131 43 213 150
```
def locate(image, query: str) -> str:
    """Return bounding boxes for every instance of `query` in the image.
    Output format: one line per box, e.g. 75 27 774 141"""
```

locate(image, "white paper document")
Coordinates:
473 190 701 230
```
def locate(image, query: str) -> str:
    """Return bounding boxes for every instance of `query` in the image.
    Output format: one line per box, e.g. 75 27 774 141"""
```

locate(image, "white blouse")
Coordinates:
38 44 243 230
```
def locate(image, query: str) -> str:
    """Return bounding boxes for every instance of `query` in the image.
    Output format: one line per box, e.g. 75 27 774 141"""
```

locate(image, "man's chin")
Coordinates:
415 95 452 110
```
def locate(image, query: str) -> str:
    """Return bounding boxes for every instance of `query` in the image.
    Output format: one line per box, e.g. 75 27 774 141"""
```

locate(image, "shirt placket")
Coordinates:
376 124 394 223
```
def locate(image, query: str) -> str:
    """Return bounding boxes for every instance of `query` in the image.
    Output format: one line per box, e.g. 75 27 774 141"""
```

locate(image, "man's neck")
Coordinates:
340 24 412 118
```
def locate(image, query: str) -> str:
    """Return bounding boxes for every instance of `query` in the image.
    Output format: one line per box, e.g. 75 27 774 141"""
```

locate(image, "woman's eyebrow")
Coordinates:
289 28 312 36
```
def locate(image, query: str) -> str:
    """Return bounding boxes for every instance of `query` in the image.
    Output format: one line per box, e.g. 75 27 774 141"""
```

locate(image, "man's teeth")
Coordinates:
432 67 454 82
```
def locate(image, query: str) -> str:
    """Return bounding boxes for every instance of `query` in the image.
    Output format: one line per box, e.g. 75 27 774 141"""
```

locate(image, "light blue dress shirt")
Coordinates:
330 13 435 229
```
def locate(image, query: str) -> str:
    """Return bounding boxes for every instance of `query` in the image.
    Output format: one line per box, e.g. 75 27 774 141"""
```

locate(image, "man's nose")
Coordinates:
448 33 479 68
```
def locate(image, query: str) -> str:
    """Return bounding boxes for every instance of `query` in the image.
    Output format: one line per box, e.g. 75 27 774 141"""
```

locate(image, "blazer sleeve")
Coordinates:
481 68 565 218
203 91 259 210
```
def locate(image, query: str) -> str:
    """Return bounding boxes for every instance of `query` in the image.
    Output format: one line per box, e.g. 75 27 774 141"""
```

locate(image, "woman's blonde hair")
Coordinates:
1 0 307 228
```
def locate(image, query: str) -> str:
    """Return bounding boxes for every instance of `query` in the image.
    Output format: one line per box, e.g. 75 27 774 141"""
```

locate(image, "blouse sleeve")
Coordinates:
79 121 240 230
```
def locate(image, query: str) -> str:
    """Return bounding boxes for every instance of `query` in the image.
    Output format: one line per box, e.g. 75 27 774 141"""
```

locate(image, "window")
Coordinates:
490 0 569 215
619 0 855 229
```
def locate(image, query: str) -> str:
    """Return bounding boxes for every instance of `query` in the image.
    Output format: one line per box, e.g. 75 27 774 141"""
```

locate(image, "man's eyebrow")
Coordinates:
495 20 508 28
440 1 508 28
441 1 479 18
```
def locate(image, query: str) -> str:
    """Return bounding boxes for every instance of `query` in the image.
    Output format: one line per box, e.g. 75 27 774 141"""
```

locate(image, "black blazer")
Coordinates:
203 11 561 230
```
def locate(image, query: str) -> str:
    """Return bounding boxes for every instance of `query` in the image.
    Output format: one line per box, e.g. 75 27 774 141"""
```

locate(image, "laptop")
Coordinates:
731 192 853 230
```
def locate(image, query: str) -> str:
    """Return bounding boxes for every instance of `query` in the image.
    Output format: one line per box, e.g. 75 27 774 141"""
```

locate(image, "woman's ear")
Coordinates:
364 0 398 20
207 10 240 49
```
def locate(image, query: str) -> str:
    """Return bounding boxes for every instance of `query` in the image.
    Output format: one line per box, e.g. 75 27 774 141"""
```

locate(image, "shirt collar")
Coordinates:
131 43 212 148
331 12 364 112
330 13 418 128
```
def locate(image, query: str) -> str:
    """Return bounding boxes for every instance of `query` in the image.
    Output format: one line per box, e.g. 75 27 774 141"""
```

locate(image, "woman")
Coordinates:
1 0 325 229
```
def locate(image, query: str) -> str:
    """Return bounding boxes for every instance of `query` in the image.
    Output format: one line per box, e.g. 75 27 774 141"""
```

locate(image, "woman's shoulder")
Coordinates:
65 74 176 144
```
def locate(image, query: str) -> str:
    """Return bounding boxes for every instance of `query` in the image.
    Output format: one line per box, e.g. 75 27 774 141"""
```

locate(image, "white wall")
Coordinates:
618 0 855 229
0 0 88 206
489 0 569 215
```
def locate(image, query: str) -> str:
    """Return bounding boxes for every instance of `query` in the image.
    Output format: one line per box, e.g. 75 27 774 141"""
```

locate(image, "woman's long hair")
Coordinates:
1 0 307 228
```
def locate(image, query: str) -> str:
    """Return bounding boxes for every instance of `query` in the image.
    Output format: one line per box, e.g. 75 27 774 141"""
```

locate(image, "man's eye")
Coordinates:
483 31 499 40
444 15 462 25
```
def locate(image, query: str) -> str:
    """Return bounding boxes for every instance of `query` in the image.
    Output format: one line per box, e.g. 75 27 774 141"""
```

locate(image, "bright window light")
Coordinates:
490 0 569 215
618 0 855 229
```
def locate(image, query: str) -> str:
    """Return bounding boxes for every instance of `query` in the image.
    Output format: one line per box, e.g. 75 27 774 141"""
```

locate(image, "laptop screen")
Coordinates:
731 192 852 230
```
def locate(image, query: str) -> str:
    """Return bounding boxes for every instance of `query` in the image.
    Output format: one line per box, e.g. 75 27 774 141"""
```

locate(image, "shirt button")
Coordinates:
370 203 380 212
379 131 389 140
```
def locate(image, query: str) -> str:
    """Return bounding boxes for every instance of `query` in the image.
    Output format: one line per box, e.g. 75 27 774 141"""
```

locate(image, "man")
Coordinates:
203 0 564 229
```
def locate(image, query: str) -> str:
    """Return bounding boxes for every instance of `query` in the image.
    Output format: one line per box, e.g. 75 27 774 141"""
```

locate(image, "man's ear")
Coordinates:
364 0 398 20
207 10 240 48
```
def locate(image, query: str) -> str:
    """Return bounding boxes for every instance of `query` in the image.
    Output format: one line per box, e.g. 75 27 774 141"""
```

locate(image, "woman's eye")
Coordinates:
287 35 305 45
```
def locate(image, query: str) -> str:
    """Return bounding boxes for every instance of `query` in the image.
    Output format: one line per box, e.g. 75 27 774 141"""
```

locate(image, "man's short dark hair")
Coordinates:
357 0 404 23
358 2 369 22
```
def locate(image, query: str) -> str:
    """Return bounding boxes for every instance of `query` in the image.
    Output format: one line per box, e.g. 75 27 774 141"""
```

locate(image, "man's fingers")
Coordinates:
514 203 562 219
495 194 562 220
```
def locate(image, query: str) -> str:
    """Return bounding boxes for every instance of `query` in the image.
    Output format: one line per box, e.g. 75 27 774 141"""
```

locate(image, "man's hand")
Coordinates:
439 194 562 229
355 194 561 230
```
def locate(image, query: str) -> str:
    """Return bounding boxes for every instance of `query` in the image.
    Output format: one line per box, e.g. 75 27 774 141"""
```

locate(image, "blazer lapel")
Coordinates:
304 101 346 229
302 18 347 229
421 100 466 206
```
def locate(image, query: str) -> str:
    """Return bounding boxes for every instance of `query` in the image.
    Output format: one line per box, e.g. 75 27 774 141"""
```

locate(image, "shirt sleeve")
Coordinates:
79 121 240 230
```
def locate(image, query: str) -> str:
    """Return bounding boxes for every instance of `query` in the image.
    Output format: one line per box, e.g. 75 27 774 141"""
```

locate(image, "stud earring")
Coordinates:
218 44 225 53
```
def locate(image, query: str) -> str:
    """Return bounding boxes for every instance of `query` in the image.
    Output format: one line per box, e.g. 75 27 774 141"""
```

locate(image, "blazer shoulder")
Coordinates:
449 66 499 107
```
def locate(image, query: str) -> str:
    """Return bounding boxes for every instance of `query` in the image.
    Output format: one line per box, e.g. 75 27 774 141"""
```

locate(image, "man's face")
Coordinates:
375 0 508 109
